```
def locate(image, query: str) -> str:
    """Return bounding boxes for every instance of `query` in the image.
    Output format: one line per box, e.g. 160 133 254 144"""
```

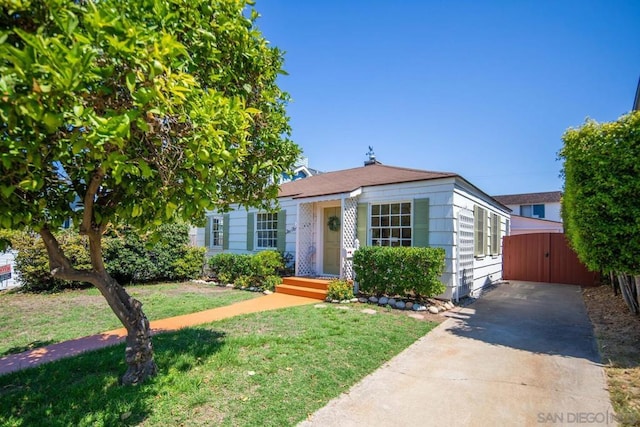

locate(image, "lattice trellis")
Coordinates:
341 197 359 280
456 209 475 300
296 202 316 277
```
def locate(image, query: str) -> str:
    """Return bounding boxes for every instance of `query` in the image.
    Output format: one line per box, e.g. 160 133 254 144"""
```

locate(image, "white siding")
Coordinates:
356 179 457 297
505 201 561 222
196 176 511 301
452 182 510 299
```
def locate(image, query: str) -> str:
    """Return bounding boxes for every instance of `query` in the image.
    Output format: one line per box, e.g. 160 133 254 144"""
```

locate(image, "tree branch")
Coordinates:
39 227 100 285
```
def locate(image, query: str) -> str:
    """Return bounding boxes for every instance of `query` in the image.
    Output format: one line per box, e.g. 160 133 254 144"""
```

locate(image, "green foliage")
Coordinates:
559 111 640 274
208 251 284 290
0 0 300 233
6 225 204 291
172 247 206 281
262 275 282 292
327 279 354 301
4 229 92 292
208 253 253 284
252 250 284 278
103 230 157 283
353 246 446 297
104 224 204 284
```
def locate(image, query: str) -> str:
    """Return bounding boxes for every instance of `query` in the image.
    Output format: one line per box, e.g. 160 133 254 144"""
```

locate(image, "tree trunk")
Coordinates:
40 226 158 385
617 272 639 315
96 275 158 385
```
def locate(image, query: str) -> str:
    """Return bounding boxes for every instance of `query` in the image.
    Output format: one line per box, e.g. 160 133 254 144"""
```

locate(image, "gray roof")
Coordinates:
492 191 562 205
278 164 457 199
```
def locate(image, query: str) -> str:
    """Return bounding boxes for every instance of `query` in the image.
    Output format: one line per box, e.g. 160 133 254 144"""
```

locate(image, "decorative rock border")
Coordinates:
324 294 456 314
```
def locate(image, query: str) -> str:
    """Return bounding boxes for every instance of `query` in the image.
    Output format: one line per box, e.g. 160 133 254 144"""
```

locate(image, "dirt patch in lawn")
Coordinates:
583 284 640 425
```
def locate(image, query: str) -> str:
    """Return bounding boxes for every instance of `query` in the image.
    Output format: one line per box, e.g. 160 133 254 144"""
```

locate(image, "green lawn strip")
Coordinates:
0 283 259 356
0 305 436 427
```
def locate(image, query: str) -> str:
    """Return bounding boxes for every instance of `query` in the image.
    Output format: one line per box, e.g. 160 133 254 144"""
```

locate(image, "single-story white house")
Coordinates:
197 159 511 300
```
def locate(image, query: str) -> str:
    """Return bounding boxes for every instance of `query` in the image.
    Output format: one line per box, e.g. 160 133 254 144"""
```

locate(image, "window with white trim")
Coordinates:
490 213 500 255
210 216 224 248
256 212 278 249
474 206 487 256
520 204 545 218
370 202 412 247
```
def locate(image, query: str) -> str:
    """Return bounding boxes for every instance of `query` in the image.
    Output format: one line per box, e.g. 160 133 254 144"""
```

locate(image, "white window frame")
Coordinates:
474 206 487 257
369 201 412 247
256 212 278 249
209 215 224 249
490 212 500 255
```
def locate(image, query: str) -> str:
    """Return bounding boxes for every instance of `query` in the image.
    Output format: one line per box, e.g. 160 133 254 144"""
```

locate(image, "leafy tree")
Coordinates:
559 111 640 312
0 0 300 384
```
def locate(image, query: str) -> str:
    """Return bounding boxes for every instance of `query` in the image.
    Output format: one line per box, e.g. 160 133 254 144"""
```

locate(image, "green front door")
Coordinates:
323 207 341 275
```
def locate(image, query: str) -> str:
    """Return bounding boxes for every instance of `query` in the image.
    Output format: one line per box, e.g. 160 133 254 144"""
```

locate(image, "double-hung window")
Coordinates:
370 202 412 247
490 213 501 255
474 206 487 256
210 216 224 248
256 212 278 249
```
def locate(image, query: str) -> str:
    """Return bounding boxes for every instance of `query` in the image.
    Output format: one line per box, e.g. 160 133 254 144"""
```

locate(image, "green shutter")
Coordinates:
204 216 212 248
277 210 286 252
246 212 255 251
357 203 368 246
222 214 230 250
413 198 430 247
474 206 487 256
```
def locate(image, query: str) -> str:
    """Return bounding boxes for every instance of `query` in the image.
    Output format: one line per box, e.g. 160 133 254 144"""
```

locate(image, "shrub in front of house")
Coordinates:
104 223 204 283
208 251 284 290
208 253 253 284
172 246 206 280
353 246 446 298
327 279 354 301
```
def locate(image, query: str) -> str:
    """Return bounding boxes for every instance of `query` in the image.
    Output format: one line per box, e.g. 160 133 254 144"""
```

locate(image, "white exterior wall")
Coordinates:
505 202 561 222
197 176 511 301
453 183 510 299
354 179 457 297
200 198 299 257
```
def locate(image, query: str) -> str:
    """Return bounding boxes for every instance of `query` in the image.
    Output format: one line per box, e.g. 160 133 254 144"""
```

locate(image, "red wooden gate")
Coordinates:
502 233 599 286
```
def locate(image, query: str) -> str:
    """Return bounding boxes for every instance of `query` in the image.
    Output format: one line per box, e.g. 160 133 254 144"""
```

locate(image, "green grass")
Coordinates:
0 282 259 356
0 305 437 426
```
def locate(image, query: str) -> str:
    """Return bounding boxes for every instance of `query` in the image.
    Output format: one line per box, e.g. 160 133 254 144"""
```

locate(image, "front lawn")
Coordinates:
0 304 437 426
0 282 260 356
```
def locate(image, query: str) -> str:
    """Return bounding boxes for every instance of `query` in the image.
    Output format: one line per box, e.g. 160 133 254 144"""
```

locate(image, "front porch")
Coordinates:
295 194 360 281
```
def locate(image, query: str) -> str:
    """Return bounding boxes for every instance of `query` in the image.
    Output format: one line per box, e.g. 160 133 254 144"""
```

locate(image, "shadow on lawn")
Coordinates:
0 328 226 426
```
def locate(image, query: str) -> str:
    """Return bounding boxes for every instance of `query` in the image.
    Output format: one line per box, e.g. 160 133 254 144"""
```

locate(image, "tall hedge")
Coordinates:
353 246 446 298
559 111 640 274
559 111 640 313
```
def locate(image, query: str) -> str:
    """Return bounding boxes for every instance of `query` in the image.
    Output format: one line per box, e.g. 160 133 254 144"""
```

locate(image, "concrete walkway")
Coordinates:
0 292 318 376
299 281 615 427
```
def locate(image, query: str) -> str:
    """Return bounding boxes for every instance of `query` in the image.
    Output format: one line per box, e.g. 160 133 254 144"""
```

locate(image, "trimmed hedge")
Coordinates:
353 246 445 298
208 250 284 290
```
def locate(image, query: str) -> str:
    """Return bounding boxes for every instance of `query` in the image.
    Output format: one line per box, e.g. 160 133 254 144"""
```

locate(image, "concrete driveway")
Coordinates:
299 281 615 427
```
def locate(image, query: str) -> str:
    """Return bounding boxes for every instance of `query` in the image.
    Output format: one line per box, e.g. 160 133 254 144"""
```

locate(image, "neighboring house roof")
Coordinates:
279 164 457 199
492 191 562 206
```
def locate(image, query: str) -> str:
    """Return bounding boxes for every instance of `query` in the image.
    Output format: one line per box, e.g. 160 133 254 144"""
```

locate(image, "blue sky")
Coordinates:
253 1 640 196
